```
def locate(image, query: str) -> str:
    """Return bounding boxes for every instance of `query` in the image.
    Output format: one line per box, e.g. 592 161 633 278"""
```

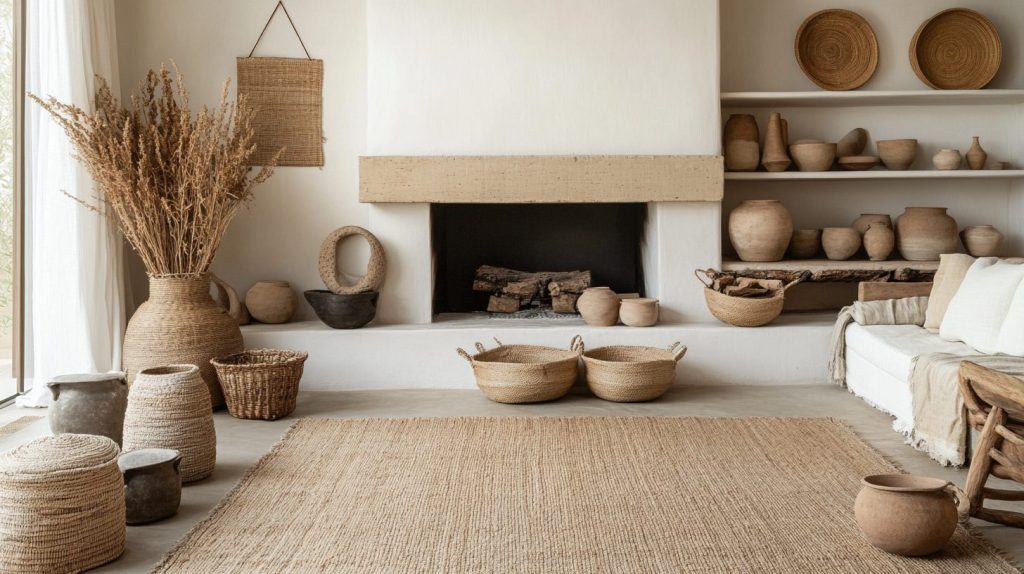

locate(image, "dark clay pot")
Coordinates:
304 290 378 329
119 448 182 525
48 373 128 446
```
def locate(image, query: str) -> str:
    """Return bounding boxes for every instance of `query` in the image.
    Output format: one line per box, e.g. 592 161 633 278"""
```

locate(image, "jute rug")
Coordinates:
153 417 1019 573
0 416 42 439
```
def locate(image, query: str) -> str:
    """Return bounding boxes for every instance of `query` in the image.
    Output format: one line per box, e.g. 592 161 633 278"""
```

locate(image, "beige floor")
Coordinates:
2 385 1022 572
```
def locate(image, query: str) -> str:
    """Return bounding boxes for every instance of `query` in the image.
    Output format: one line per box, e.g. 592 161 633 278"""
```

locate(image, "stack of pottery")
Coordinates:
728 200 793 262
895 207 959 261
306 226 385 329
578 287 621 326
836 128 879 171
47 373 128 446
245 281 297 324
761 112 791 172
961 225 1003 256
724 114 759 172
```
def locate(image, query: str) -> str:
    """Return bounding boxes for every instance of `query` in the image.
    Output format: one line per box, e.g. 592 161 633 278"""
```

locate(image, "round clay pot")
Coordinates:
119 448 182 525
728 200 793 262
837 128 867 157
788 229 821 259
304 290 378 329
577 287 620 326
789 142 837 172
931 148 962 170
877 139 918 170
245 281 297 324
896 207 959 261
47 374 128 446
851 213 892 236
724 114 759 172
960 225 1004 257
864 224 895 261
822 227 861 261
854 474 966 557
619 298 658 327
966 136 987 170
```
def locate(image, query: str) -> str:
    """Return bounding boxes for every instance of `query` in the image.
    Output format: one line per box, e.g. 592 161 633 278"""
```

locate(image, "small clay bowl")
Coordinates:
304 290 379 329
838 155 880 171
789 142 837 172
877 139 918 170
619 298 659 327
822 227 861 261
788 229 821 259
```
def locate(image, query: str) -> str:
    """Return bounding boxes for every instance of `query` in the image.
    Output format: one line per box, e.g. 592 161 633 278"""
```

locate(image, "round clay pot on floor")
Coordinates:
728 200 793 262
47 374 128 446
864 224 895 261
960 225 1004 257
854 474 967 557
246 281 297 324
822 228 861 261
895 207 958 261
577 287 620 326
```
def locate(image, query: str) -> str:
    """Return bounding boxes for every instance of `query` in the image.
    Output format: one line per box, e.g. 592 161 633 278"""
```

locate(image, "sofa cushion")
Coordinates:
940 258 1024 354
846 323 978 383
997 280 1024 356
924 253 975 333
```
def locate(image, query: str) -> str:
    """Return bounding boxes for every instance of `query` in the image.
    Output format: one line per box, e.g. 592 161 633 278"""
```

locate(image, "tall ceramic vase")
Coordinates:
728 200 793 262
724 114 759 172
123 275 243 408
761 112 791 172
966 136 987 170
895 207 958 261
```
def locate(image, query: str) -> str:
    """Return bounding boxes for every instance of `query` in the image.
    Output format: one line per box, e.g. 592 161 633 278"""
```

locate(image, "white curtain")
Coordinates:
18 0 123 407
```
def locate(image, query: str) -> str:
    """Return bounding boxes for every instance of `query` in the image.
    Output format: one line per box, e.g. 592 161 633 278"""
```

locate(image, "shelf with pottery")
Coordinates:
721 258 939 283
721 90 1024 109
725 170 1024 181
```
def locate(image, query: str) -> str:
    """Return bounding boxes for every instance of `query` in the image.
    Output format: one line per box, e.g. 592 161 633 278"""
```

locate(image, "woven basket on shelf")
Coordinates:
910 8 1001 90
457 336 583 404
795 9 878 91
582 343 687 403
696 269 801 328
0 434 125 573
211 349 308 421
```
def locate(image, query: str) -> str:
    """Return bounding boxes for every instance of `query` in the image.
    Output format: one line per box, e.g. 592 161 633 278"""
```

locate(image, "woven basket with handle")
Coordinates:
696 269 801 327
457 336 582 404
583 342 687 402
211 349 308 421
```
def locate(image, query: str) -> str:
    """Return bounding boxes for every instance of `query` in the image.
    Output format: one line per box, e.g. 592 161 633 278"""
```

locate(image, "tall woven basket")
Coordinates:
583 343 687 402
123 365 217 483
456 336 583 404
0 434 125 573
211 349 308 421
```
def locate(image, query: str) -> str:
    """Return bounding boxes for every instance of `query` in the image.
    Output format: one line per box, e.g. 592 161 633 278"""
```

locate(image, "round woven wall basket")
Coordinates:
456 336 582 404
583 343 687 402
795 9 878 91
212 349 308 421
910 8 1002 90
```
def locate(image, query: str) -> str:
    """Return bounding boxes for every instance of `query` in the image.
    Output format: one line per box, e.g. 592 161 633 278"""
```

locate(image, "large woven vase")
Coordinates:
123 275 242 408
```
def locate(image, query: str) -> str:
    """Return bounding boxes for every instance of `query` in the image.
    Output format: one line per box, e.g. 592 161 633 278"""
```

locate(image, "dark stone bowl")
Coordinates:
304 290 379 329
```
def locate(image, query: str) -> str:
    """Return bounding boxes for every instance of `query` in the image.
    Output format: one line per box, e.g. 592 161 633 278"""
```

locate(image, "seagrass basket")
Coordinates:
457 336 583 404
211 349 308 420
696 269 800 327
583 342 687 402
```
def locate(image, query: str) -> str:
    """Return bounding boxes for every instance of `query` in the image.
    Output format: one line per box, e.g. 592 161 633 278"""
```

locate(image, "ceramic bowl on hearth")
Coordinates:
304 290 378 329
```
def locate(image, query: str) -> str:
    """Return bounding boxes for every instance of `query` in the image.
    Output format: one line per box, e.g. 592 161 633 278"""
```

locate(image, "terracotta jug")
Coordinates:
895 207 958 261
864 224 895 261
47 373 128 446
966 136 987 170
723 114 759 172
119 448 183 525
761 112 791 172
577 287 620 326
728 200 793 262
855 474 968 556
960 225 1004 257
245 280 297 324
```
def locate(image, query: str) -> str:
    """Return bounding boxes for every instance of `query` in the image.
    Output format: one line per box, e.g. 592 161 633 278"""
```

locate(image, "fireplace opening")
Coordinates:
431 203 647 315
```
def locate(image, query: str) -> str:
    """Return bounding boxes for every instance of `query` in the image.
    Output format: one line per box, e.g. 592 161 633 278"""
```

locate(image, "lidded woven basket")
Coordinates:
212 349 308 421
583 342 687 402
457 336 583 404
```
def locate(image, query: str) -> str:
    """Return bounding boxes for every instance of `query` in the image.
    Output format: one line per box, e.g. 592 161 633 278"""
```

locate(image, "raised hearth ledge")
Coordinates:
359 155 723 203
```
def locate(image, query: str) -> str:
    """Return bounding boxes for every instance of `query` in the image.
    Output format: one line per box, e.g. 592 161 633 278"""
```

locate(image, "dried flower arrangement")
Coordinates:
30 64 279 277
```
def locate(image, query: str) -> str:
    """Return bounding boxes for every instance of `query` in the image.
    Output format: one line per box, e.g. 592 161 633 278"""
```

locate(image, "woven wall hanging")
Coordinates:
238 1 324 167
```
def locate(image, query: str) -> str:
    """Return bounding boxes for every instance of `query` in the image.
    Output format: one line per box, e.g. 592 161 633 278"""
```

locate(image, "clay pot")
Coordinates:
119 448 182 525
304 290 378 329
837 156 879 171
877 139 918 170
822 228 861 261
896 207 959 261
728 200 793 262
966 136 987 170
931 148 961 170
47 374 128 446
854 474 968 556
761 112 791 172
787 229 821 259
789 142 837 172
724 114 759 172
577 287 620 326
619 298 659 327
864 224 895 261
245 281 296 324
851 214 892 236
960 225 1004 257
837 128 867 157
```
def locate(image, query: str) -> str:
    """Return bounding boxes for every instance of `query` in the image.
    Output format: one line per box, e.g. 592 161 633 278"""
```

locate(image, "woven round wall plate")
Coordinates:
795 9 878 91
910 8 1001 90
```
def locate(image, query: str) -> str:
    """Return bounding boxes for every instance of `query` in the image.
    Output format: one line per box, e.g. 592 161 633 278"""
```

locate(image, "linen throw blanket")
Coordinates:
827 296 929 386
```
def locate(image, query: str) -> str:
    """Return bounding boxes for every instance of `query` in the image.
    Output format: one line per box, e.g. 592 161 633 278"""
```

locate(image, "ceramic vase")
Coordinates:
822 228 861 261
577 287 620 326
619 298 658 327
728 200 793 262
47 374 128 446
960 225 1004 257
855 474 966 557
119 448 182 525
966 136 987 170
245 281 297 324
304 290 378 329
931 149 961 170
787 229 821 259
864 224 895 261
761 112 791 172
851 214 892 236
723 114 759 172
895 207 959 261
123 275 243 408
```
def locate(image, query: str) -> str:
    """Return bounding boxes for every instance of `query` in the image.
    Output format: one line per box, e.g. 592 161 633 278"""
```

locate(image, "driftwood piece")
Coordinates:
552 294 580 313
487 296 522 313
858 282 933 302
709 267 935 284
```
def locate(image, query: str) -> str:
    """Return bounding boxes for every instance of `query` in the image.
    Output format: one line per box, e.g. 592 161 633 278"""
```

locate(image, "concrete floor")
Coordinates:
1 385 1022 572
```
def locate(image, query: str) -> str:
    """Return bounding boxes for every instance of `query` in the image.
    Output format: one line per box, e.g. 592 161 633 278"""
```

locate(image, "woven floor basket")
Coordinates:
457 336 583 404
583 343 687 402
123 365 216 483
0 434 125 573
212 349 308 421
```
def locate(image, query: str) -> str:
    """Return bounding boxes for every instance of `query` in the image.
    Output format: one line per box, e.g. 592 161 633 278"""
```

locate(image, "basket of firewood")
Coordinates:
695 269 803 327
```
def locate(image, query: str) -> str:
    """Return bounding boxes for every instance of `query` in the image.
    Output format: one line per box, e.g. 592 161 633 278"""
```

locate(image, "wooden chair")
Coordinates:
958 361 1024 528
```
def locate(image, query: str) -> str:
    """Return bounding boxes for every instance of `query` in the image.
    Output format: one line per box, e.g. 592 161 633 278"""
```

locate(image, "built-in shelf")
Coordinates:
725 170 1024 182
722 258 939 273
721 90 1024 108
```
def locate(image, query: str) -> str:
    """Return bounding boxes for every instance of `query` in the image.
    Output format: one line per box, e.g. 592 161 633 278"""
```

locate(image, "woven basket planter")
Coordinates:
583 343 687 402
457 336 583 404
0 434 125 573
696 269 801 327
123 365 216 483
212 349 308 421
